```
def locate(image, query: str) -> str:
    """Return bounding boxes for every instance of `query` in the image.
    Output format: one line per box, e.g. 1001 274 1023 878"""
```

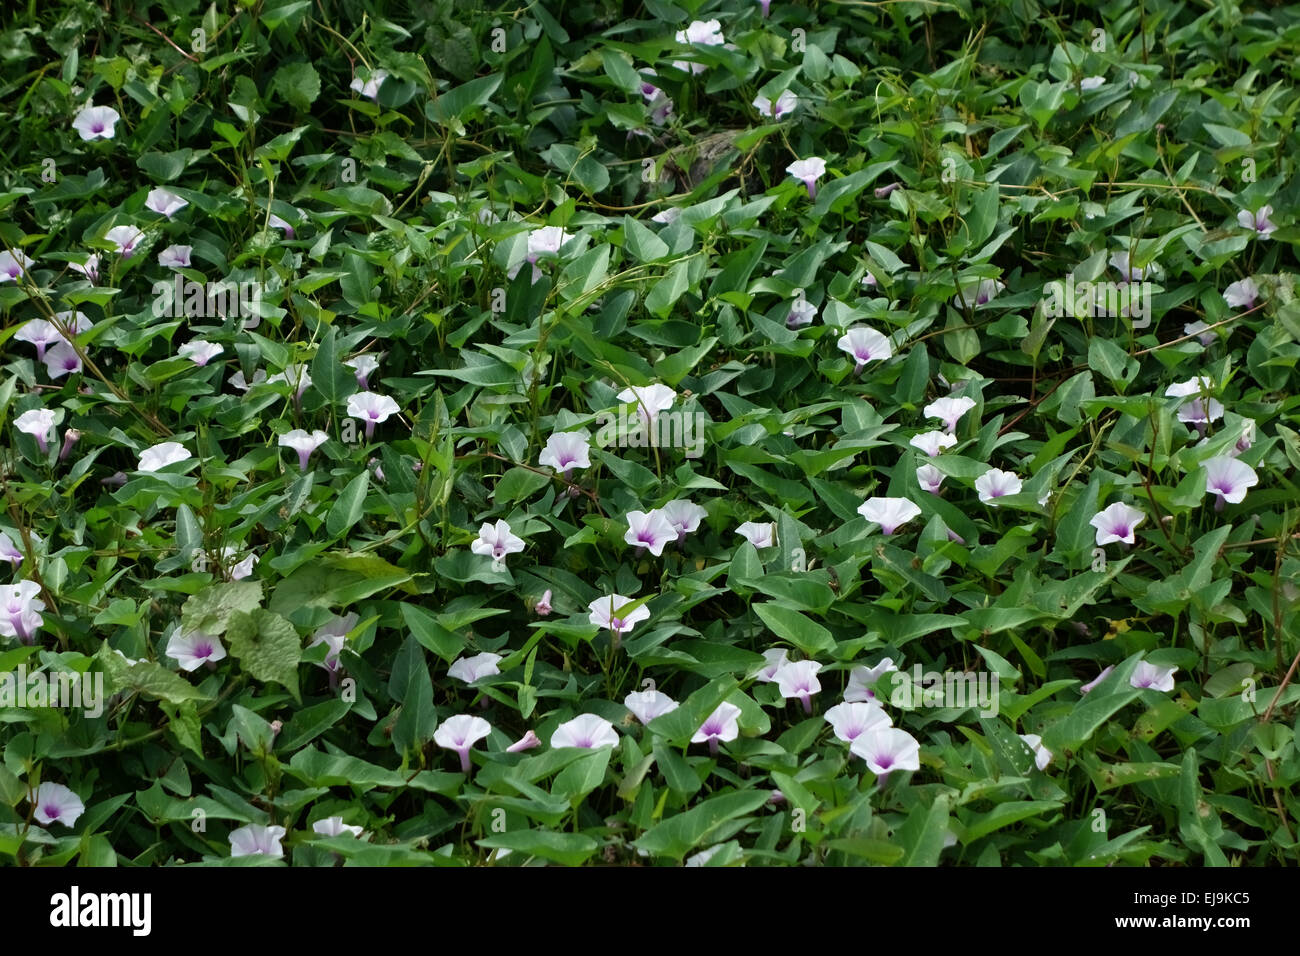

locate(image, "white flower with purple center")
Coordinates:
31 783 85 827
15 408 56 454
344 354 380 390
226 549 259 582
70 254 100 282
312 817 365 838
1236 205 1276 238
857 497 922 535
754 90 798 119
0 532 23 567
307 612 357 675
975 467 1022 504
0 580 44 644
434 714 492 772
825 701 891 744
624 509 677 557
588 594 651 641
1223 277 1258 309
470 519 526 566
924 395 976 433
775 659 822 714
691 701 741 755
0 249 34 282
1183 320 1218 346
786 156 827 198
278 429 329 472
735 521 775 549
15 321 63 360
145 187 188 219
229 824 287 858
350 68 389 101
138 441 191 472
910 430 957 457
1202 456 1257 508
1130 661 1177 692
448 651 503 684
539 430 592 476
345 391 400 440
850 727 921 777
1079 75 1106 90
754 648 789 683
165 628 226 671
917 464 945 494
617 383 676 426
551 713 619 750
845 658 899 703
269 363 312 401
1090 502 1144 546
659 498 707 541
955 278 1004 308
72 105 120 141
1109 250 1149 282
268 212 296 237
624 689 679 725
178 340 223 366
786 294 818 328
1079 664 1116 695
836 326 892 372
158 244 192 269
105 225 144 258
1018 733 1053 771
44 341 83 379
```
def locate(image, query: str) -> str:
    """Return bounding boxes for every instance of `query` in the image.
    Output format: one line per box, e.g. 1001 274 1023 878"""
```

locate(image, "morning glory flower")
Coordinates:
757 0 772 15
165 628 227 671
637 69 661 100
1130 661 1177 692
1183 320 1218 346
513 226 572 280
1018 733 1053 771
924 395 976 432
1223 277 1259 309
624 509 677 556
776 659 823 714
1202 456 1258 508
158 244 192 269
278 429 329 472
691 701 741 755
31 783 85 827
138 441 191 472
105 225 144 258
825 701 892 744
350 68 389 100
70 254 100 282
72 104 120 141
624 689 679 724
1164 377 1224 431
0 580 44 644
975 468 1023 504
850 727 921 777
0 532 24 566
1090 502 1145 546
345 391 400 439
857 497 922 535
1109 250 1149 282
786 156 827 198
448 651 503 684
14 408 56 453
837 326 892 372
145 187 188 219
229 824 286 858
659 498 707 541
470 519 526 565
44 342 83 379
539 431 592 476
0 250 34 282
754 648 789 683
312 817 365 838
343 354 380 390
434 714 492 772
268 363 312 401
588 594 651 642
267 212 296 237
551 713 619 749
178 340 223 366
786 295 818 328
845 658 899 703
651 207 681 225
535 589 552 616
230 368 267 391
955 278 1005 308
307 613 357 675
1079 664 1116 695
673 20 725 72
14 321 63 359
1079 75 1106 90
910 430 957 457
507 730 542 753
226 553 258 583
617 383 676 425
754 90 798 119
1236 205 1276 238
917 464 945 494
735 521 775 549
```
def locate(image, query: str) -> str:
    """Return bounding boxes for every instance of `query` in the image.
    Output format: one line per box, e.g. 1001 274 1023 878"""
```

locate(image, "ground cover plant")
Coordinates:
1 0 1299 867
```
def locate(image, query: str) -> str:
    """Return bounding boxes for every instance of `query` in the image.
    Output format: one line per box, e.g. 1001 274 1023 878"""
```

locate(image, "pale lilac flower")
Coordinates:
1223 277 1259 309
1079 664 1115 695
268 212 296 237
674 20 725 72
691 701 741 755
31 783 85 827
53 310 93 339
138 441 190 472
776 659 822 713
1202 456 1258 507
448 651 503 684
312 817 365 838
754 648 789 683
350 68 389 101
158 244 192 269
551 713 619 749
343 354 380 390
910 430 957 457
825 701 891 744
786 157 827 198
506 730 542 753
845 658 899 703
924 396 976 432
1079 75 1106 90
684 845 724 867
15 321 63 360
660 498 707 541
145 187 188 219
1183 320 1218 346
105 225 144 258
955 278 1005 308
624 689 679 724
268 363 312 401
588 594 651 641
72 105 120 141
1090 502 1145 546
307 613 357 675
861 269 878 287
345 391 400 439
754 90 798 119
617 383 676 425
1130 661 1177 692
1109 250 1149 282
535 589 553 616
917 464 945 494
512 226 572 280
857 497 922 535
786 295 817 328
539 431 592 476
278 429 329 472
435 714 492 772
836 326 892 371
651 208 681 225
0 250 34 282
757 0 772 15
178 340 223 366
648 91 674 126
637 69 661 100
470 519 526 565
1237 205 1276 238
14 409 56 453
624 509 677 556
43 341 83 379
0 532 23 566
224 549 258 578
69 254 100 282
165 628 226 671
1018 733 1053 771
735 521 775 549
0 580 44 644
229 824 286 858
230 368 267 391
975 468 1022 504
850 727 921 776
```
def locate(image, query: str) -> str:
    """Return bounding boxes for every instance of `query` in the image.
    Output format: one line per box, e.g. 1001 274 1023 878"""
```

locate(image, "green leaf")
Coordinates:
753 603 835 656
274 62 321 111
225 609 302 701
633 789 770 860
389 636 438 756
326 471 369 539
